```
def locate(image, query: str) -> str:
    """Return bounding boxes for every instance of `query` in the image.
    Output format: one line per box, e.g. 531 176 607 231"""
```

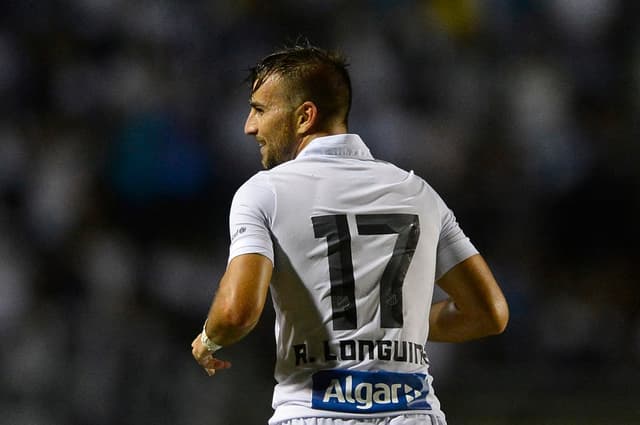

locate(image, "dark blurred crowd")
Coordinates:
1 1 639 424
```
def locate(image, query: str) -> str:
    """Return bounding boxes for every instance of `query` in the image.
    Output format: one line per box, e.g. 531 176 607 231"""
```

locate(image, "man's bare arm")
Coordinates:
191 253 272 375
429 254 509 342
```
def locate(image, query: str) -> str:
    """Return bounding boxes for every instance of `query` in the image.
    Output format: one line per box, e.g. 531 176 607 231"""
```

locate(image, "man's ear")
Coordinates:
295 101 318 134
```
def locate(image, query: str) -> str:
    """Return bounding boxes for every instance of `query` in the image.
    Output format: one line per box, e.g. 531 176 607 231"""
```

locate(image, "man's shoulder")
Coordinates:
251 159 315 182
375 159 433 185
234 171 275 199
236 160 312 197
241 168 277 185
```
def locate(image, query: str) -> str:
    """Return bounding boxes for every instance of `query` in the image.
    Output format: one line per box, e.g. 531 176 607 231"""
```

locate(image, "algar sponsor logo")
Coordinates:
311 369 431 413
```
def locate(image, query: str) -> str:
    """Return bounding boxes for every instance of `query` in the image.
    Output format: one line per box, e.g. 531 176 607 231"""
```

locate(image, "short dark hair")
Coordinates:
249 42 352 127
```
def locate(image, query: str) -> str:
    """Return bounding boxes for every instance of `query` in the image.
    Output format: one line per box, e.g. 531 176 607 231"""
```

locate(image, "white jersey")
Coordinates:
227 134 478 424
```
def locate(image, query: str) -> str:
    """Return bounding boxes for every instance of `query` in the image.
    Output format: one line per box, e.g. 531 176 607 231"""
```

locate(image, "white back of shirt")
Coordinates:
228 134 477 423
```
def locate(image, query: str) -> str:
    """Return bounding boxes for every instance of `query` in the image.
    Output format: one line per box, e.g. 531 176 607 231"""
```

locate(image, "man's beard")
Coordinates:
262 141 296 169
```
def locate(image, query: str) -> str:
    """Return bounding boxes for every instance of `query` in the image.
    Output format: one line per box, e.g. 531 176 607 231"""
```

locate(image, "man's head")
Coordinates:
244 43 352 169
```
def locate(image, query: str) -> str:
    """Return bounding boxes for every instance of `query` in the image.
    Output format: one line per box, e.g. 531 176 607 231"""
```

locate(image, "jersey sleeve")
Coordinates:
434 194 478 280
227 173 275 264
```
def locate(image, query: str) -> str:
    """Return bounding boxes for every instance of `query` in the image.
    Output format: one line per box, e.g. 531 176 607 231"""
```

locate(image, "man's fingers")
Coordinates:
212 359 232 369
202 357 232 370
202 359 231 377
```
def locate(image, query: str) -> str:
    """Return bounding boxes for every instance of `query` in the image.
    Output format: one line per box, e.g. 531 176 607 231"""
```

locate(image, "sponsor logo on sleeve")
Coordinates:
312 369 431 413
231 226 246 242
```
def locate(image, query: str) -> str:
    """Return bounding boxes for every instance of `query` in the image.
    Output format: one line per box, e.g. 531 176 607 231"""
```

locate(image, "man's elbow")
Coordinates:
210 305 262 343
486 299 509 335
218 307 260 333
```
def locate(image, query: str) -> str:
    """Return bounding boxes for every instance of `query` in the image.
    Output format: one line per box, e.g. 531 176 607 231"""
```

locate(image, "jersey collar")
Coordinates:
295 134 374 161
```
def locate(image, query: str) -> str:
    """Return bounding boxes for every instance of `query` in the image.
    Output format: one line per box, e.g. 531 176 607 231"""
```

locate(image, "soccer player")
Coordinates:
192 43 509 425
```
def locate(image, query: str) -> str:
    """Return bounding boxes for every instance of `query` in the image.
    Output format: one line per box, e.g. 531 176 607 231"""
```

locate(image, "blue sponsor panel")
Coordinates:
312 369 431 413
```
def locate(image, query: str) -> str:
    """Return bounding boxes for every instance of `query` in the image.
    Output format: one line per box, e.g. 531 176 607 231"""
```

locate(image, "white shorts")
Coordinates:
274 415 446 425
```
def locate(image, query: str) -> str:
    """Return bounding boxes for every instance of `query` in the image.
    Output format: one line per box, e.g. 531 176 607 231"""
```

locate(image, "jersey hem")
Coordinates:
268 405 445 425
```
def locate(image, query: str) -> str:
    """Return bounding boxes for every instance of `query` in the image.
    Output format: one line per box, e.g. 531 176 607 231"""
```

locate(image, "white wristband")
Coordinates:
201 320 223 353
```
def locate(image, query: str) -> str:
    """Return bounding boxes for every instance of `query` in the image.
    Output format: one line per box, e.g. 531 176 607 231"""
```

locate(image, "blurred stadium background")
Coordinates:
1 1 639 424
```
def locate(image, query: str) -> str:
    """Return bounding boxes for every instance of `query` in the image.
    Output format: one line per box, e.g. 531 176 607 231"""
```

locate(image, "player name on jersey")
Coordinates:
293 339 429 366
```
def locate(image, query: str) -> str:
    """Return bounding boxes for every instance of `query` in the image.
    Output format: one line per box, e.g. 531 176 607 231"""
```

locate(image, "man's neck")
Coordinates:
294 125 348 158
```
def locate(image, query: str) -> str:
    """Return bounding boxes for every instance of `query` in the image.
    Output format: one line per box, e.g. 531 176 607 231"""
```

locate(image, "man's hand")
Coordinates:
191 334 232 376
